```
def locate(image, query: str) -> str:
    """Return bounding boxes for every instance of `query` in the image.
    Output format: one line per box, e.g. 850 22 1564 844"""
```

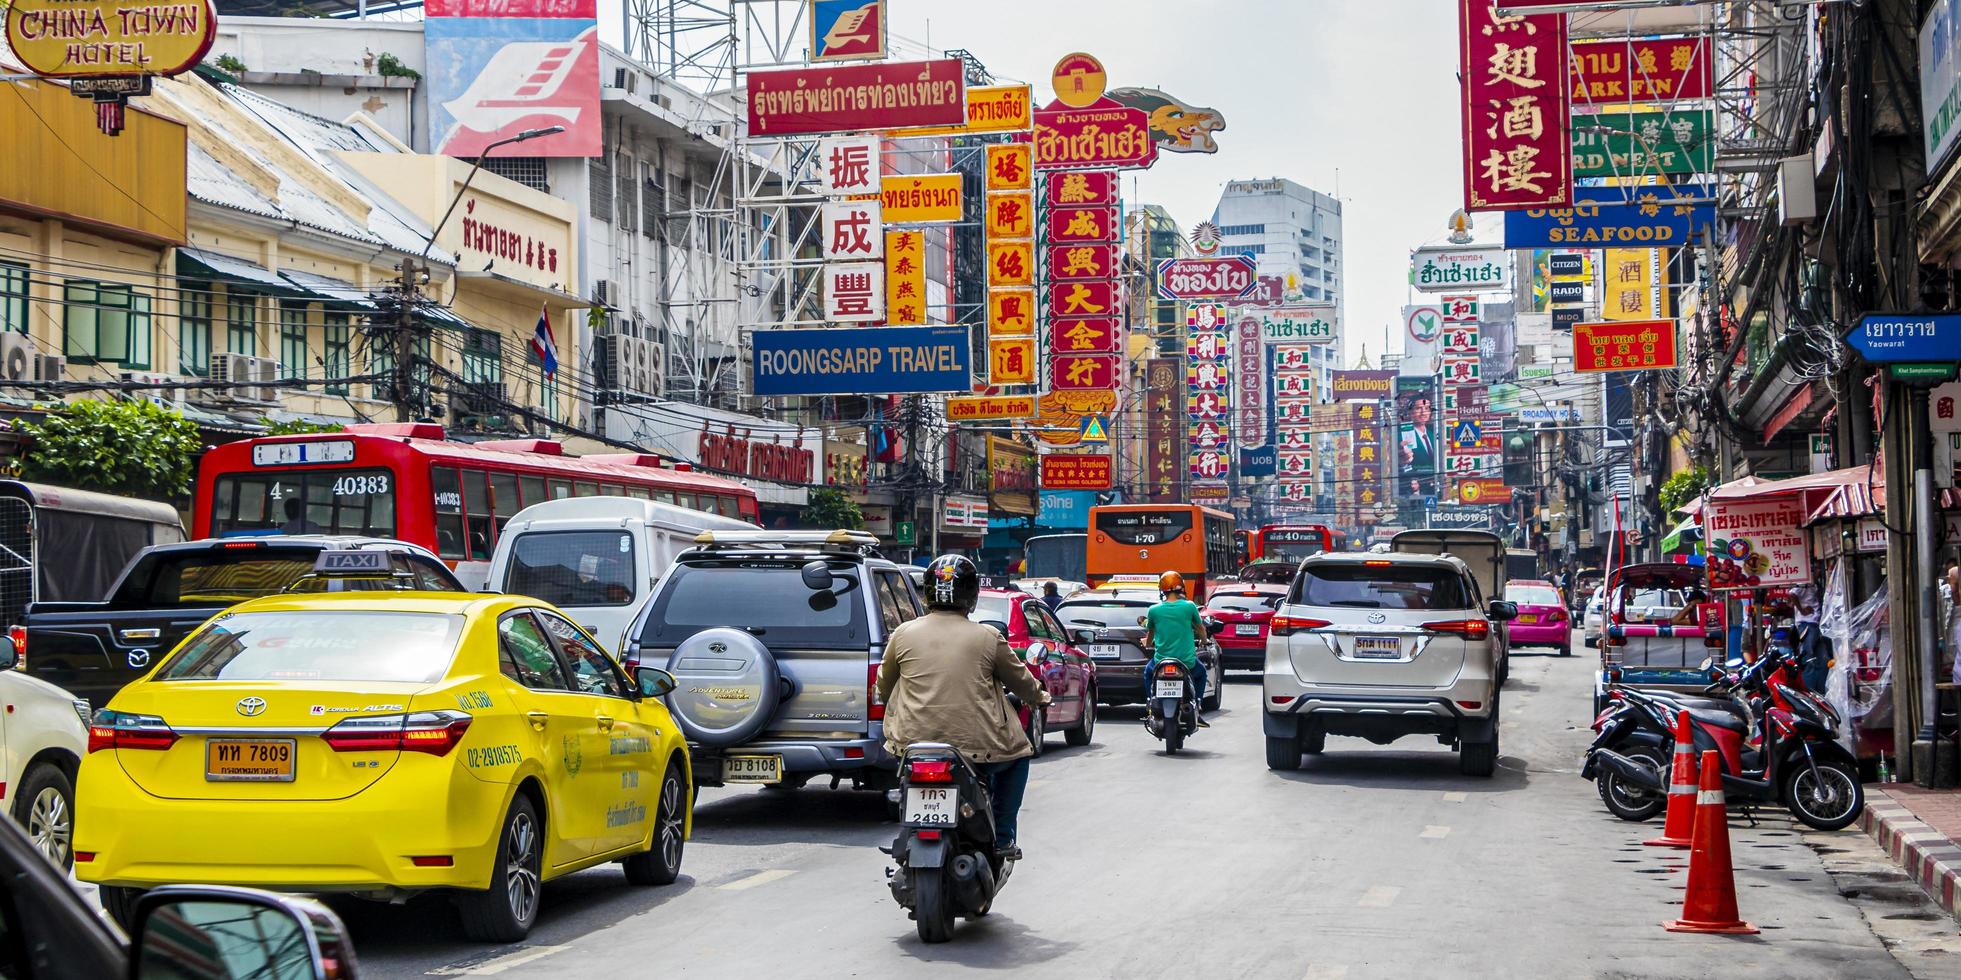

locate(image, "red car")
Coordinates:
970 589 1098 754
1504 579 1572 656
1204 585 1288 670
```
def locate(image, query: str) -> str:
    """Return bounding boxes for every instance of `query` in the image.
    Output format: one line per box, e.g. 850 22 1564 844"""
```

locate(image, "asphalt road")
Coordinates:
337 639 1952 979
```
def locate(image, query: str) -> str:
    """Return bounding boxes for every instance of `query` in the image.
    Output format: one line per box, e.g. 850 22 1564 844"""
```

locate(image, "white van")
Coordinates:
486 496 757 653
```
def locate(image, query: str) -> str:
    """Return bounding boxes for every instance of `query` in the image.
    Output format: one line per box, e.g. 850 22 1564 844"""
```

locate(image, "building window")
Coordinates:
1219 224 1265 236
461 329 503 386
589 154 613 222
0 263 27 336
616 158 637 232
482 156 548 193
278 301 309 379
227 292 258 356
537 373 560 423
180 286 212 376
323 313 350 394
63 280 150 368
642 163 663 236
1222 244 1263 257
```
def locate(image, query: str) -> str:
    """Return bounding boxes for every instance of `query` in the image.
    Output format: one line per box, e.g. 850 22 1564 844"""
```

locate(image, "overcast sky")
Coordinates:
604 0 1474 362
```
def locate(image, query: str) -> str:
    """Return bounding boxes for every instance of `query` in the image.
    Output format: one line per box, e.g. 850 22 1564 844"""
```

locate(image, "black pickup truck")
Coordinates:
18 536 463 708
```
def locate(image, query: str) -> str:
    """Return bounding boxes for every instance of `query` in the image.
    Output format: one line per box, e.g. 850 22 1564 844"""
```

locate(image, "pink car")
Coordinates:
1504 580 1573 657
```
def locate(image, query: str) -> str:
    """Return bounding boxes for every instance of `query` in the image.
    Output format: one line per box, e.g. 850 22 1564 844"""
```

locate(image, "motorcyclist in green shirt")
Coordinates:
1142 570 1209 728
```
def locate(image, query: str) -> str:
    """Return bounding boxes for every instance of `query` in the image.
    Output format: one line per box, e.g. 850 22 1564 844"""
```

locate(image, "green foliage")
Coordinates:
800 487 862 531
1659 465 1713 516
214 53 246 74
259 418 345 437
375 53 421 81
15 399 202 502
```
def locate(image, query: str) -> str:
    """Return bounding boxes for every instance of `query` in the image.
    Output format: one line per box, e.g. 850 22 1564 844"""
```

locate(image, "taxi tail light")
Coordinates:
1546 608 1568 623
1422 619 1491 641
87 710 178 753
321 710 472 756
868 664 885 721
907 759 955 784
1268 616 1331 637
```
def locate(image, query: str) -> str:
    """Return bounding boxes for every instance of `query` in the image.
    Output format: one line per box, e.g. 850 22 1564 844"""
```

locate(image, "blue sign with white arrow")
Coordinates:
1845 313 1961 364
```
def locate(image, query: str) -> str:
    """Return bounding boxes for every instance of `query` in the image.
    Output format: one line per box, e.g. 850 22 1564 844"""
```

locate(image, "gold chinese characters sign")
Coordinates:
7 0 216 77
1457 0 1570 211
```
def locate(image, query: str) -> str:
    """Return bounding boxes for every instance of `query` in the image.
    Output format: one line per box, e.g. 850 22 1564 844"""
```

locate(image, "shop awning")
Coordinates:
279 270 379 311
1804 480 1882 525
177 247 309 297
1710 466 1875 501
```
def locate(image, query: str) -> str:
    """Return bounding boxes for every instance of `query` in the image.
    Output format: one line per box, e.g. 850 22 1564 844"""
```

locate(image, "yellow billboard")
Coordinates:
880 173 961 223
892 84 1032 137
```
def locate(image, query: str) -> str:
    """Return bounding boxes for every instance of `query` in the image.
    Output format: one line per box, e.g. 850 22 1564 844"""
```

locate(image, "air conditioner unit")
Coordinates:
599 334 663 398
249 357 281 403
32 353 62 384
454 382 506 418
206 353 280 405
120 371 187 408
0 334 34 383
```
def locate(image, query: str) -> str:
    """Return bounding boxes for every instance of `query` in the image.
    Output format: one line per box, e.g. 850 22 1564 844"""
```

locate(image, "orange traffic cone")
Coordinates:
1664 749 1759 935
1643 709 1697 849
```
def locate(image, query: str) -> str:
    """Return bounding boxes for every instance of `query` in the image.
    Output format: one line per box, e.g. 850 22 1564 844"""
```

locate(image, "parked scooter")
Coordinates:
1584 652 1863 830
884 743 1016 943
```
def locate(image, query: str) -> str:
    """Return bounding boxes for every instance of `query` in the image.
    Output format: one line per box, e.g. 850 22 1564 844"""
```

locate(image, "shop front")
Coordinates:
942 495 989 559
984 436 1037 574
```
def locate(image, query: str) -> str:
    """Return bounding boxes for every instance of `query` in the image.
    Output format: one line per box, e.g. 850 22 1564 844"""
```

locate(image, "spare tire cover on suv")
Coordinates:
664 627 781 747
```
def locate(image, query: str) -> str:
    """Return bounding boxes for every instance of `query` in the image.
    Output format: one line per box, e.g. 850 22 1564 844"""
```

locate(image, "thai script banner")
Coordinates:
747 58 966 137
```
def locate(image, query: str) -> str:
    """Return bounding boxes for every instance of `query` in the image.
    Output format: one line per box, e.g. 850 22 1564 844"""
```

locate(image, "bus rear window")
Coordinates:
211 470 396 539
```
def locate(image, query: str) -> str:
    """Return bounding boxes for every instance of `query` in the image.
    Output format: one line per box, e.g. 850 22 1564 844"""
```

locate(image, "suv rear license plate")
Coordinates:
905 787 957 826
722 755 782 784
1154 680 1185 698
1088 644 1123 659
1235 624 1261 635
206 739 296 782
1352 636 1401 660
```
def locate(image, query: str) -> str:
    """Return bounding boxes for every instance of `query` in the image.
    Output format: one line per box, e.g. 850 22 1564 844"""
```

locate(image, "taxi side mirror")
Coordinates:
636 666 677 699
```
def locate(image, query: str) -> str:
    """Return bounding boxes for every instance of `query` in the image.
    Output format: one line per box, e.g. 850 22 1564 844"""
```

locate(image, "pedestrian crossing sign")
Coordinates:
1451 419 1482 450
1079 415 1109 443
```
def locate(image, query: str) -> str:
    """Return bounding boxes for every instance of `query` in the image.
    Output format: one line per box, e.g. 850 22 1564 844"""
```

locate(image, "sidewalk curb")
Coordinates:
1859 796 1961 921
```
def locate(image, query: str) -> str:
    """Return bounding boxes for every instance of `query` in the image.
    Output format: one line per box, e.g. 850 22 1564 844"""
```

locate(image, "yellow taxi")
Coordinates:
75 592 692 943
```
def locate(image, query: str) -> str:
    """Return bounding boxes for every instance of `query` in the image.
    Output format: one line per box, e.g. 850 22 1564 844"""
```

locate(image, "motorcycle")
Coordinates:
1146 659 1199 754
1584 653 1863 830
884 742 1016 943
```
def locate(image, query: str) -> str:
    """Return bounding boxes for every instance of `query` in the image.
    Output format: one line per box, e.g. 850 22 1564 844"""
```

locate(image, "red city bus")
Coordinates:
1249 524 1344 563
193 423 759 589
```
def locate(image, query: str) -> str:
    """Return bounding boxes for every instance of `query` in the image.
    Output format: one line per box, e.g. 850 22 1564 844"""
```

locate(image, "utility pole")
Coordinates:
393 256 423 422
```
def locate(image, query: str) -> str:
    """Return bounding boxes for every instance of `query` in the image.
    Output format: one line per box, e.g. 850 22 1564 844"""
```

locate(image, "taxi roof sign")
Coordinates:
313 550 391 574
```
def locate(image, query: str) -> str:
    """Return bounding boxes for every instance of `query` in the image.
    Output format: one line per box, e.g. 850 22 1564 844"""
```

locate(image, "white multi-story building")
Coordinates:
1212 178 1346 393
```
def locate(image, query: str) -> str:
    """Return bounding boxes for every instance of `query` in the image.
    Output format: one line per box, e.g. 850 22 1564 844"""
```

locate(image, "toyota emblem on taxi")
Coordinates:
1367 612 1386 624
236 696 267 717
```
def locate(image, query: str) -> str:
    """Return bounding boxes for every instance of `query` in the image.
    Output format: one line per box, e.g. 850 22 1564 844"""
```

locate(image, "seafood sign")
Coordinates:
746 58 966 137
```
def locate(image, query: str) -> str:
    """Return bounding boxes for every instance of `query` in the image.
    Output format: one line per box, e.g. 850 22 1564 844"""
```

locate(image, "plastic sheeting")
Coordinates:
1823 560 1891 739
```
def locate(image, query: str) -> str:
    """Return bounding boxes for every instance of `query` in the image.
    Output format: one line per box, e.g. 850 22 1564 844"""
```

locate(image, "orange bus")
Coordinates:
1086 504 1237 601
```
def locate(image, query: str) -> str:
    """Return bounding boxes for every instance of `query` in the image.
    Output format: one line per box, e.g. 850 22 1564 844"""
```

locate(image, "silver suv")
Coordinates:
1261 552 1516 777
621 531 921 794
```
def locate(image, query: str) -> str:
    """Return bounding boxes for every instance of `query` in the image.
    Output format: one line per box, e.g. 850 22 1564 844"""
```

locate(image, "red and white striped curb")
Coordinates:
1860 796 1961 920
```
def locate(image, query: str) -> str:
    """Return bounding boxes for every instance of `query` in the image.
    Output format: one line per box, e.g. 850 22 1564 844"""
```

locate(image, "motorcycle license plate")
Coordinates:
721 755 782 784
1088 644 1123 660
1352 636 1401 660
905 787 958 826
1154 680 1185 698
1235 624 1261 636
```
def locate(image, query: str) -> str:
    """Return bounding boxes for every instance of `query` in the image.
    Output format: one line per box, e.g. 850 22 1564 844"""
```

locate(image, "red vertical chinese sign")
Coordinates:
1459 0 1570 211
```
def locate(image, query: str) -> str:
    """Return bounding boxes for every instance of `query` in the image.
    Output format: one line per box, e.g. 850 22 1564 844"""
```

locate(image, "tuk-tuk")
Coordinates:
1391 529 1510 684
1593 562 1717 713
1571 567 1604 615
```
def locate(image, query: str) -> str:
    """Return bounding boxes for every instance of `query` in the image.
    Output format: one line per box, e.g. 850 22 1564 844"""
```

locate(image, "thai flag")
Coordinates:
531 306 558 377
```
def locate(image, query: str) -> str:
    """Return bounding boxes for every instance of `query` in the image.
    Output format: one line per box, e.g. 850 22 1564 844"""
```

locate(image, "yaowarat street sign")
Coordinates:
1459 0 1571 210
1573 319 1679 372
1845 313 1961 364
7 0 216 77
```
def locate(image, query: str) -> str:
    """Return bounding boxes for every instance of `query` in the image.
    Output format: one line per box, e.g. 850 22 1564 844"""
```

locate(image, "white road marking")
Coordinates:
720 869 796 891
1304 966 1349 979
429 945 568 976
1442 792 1467 802
1357 885 1400 908
1421 825 1451 839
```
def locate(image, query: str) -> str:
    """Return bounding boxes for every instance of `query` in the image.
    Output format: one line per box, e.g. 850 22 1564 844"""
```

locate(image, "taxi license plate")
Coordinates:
1352 636 1401 660
1519 613 1538 623
905 787 958 826
1154 680 1185 698
1235 624 1261 635
1088 644 1123 660
205 739 296 782
722 755 782 784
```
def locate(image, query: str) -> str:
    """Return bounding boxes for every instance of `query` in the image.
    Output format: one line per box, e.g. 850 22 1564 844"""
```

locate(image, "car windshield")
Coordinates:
1207 593 1281 613
158 611 461 683
1507 585 1561 606
1237 562 1296 585
1293 563 1474 611
503 530 636 608
1056 600 1151 630
970 595 1015 629
638 560 869 649
114 551 331 607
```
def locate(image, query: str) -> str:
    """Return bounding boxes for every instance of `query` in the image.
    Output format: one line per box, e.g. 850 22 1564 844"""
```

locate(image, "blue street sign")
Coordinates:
1845 314 1961 364
1503 201 1715 250
1450 419 1482 449
1079 415 1109 442
751 325 970 396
